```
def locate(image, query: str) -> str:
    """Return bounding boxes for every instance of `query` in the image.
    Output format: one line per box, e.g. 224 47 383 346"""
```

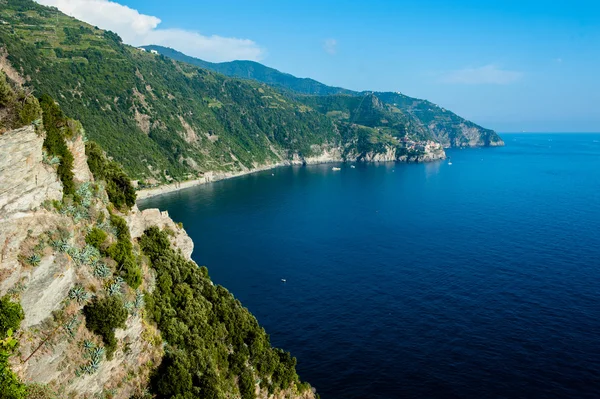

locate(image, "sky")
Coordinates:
36 0 600 132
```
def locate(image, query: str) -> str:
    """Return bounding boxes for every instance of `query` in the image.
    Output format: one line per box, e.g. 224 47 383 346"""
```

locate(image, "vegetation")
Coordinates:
0 0 338 181
106 214 142 289
144 45 503 148
85 141 136 210
82 296 128 359
140 227 306 398
0 70 42 133
39 94 76 197
85 227 108 249
0 296 26 399
0 296 24 339
143 45 354 96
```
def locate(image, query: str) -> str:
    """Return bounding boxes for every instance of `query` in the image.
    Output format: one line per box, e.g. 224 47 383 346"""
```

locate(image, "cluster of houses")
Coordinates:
138 48 159 55
399 137 441 153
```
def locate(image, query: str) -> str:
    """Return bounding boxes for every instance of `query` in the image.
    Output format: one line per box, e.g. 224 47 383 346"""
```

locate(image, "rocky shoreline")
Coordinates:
136 141 447 201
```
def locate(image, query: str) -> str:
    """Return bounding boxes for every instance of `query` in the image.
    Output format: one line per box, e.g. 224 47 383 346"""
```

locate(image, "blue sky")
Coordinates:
39 0 600 132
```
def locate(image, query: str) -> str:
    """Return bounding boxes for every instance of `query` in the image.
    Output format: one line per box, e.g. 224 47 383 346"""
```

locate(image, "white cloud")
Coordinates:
440 64 523 85
323 38 337 55
35 0 265 62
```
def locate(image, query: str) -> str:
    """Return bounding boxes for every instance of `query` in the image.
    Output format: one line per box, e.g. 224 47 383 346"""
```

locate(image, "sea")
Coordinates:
140 133 600 399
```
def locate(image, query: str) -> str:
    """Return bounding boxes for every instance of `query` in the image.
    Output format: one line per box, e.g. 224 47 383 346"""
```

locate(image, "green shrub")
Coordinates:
0 297 26 399
140 226 302 398
0 71 15 107
39 94 76 197
85 227 107 249
83 296 127 359
239 369 256 399
0 354 27 399
106 215 141 289
85 142 136 210
19 94 42 126
0 296 24 339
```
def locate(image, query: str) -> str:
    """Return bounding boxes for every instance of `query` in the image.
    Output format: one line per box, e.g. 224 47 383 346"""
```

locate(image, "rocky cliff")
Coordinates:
0 123 314 398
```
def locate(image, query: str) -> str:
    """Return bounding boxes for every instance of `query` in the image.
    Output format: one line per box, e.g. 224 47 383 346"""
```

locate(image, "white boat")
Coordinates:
350 165 356 169
332 167 341 171
281 278 286 283
448 162 453 165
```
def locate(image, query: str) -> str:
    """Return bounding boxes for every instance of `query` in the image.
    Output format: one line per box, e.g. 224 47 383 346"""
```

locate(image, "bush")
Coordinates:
0 297 26 399
239 369 256 399
85 227 107 249
140 226 302 398
0 296 24 339
106 215 141 289
0 354 27 399
83 296 127 359
0 71 42 132
85 142 136 210
39 94 75 197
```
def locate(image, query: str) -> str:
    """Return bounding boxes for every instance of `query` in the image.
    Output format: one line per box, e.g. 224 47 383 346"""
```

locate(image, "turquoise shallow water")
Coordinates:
140 134 600 398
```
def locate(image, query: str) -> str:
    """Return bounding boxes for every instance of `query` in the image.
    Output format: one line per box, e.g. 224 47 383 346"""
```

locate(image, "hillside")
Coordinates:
142 45 353 96
144 45 503 148
0 0 501 187
0 0 340 183
0 73 314 398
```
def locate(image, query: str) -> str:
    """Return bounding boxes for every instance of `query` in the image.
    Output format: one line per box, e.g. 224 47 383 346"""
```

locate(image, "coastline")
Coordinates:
136 160 298 201
136 139 459 201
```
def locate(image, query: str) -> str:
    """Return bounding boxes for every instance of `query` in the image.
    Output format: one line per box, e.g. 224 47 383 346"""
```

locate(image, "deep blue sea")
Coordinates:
140 133 600 399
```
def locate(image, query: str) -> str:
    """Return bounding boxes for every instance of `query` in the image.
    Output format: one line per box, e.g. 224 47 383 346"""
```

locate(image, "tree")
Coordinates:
0 296 24 339
83 296 127 359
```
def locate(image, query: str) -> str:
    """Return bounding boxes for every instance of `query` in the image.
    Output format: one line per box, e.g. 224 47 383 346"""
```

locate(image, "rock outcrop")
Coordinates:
0 125 162 398
67 133 93 182
0 125 62 216
126 205 194 259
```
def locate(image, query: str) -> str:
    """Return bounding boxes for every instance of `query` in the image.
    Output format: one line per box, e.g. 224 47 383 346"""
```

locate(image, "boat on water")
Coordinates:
281 278 287 283
332 167 341 171
448 162 453 165
350 165 356 168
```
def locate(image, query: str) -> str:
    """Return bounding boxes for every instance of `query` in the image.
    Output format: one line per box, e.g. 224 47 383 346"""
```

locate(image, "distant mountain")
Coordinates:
144 45 503 148
142 45 355 96
1 0 501 185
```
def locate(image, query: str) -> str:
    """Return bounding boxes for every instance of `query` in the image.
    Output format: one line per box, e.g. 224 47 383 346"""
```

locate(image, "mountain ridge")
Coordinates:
1 0 501 189
143 44 504 150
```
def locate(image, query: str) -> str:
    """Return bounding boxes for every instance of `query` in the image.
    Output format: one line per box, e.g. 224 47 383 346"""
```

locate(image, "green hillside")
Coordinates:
144 45 504 148
0 0 338 182
142 45 354 96
0 0 501 185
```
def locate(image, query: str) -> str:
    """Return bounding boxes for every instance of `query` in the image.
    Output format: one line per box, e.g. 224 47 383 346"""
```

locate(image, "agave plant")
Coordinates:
42 152 60 165
26 253 42 266
68 285 89 304
107 282 122 297
82 245 101 265
91 347 105 361
76 182 94 208
83 340 95 351
134 291 144 309
60 204 77 216
50 238 66 251
72 209 87 223
64 316 80 338
92 262 111 279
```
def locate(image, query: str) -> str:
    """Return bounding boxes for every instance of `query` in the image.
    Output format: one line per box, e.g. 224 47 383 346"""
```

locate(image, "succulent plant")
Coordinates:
107 282 122 297
26 253 42 266
68 285 89 304
92 262 111 279
64 315 80 338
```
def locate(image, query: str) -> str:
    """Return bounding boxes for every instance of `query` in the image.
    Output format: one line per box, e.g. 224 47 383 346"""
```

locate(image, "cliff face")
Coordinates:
0 126 161 397
0 123 314 398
